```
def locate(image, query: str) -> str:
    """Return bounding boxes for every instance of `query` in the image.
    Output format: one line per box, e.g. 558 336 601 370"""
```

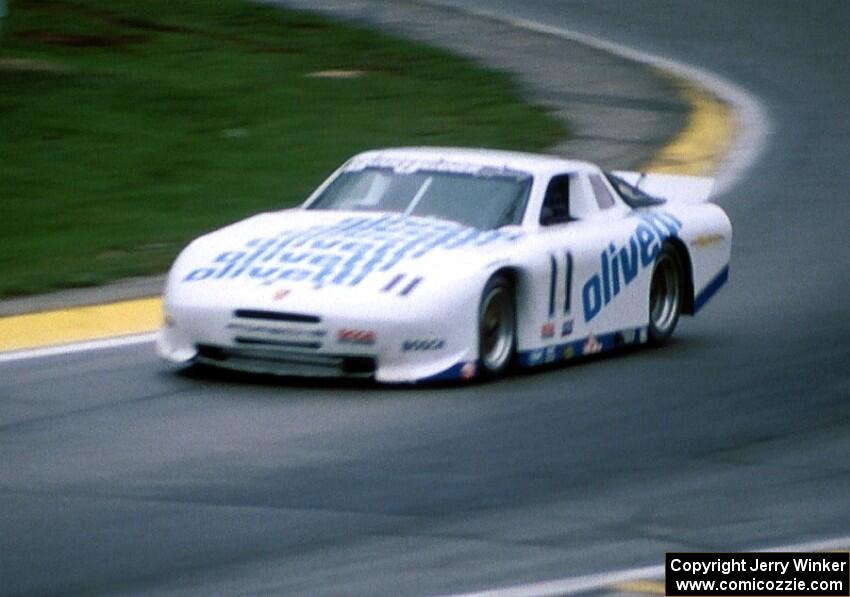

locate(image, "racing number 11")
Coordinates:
549 251 573 316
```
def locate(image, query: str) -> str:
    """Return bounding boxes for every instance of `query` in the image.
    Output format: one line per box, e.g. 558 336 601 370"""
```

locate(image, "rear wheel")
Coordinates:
478 275 516 377
648 244 684 344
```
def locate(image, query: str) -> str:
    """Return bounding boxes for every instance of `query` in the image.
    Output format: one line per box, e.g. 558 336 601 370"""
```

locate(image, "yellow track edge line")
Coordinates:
642 73 736 176
0 297 162 353
611 580 667 595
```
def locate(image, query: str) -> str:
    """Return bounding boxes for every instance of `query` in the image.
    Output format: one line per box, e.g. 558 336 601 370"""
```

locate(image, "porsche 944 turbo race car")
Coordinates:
158 147 731 382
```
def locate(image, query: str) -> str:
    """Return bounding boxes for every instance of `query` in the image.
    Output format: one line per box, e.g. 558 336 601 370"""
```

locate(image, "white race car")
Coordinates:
158 147 731 383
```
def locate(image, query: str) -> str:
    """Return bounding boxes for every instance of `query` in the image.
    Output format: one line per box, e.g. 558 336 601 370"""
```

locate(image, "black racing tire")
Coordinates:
478 274 516 378
647 243 684 344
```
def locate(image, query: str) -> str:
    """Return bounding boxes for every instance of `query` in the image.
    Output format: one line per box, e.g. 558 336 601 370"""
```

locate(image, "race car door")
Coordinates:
521 171 676 365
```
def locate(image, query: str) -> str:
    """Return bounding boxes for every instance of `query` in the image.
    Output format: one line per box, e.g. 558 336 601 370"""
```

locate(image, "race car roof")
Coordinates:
352 147 599 176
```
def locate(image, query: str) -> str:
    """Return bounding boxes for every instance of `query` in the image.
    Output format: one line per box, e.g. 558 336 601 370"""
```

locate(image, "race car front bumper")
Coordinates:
156 301 477 383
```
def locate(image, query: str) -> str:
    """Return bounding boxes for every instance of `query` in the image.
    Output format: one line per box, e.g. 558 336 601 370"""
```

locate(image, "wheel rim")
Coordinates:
650 253 680 333
480 285 513 371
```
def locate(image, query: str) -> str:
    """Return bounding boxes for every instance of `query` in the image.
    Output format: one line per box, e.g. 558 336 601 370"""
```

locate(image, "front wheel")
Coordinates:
478 275 516 377
648 244 684 344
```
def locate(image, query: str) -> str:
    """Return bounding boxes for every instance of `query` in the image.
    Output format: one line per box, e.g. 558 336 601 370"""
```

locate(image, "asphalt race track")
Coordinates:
2 2 849 595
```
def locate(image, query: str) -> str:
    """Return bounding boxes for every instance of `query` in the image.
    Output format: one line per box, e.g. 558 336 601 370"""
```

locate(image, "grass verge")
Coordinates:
0 0 565 297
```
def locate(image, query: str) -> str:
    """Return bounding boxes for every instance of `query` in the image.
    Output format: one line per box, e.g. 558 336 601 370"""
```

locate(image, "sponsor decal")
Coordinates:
541 322 555 339
402 339 445 351
582 212 683 323
226 323 327 338
561 320 574 337
691 233 724 248
528 349 545 366
617 328 637 345
183 214 522 289
582 335 602 355
337 328 376 345
344 155 531 180
460 362 477 380
519 327 651 368
272 288 291 301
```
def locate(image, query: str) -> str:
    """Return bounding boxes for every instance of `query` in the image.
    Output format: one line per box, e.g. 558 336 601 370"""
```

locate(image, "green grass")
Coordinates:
0 0 566 297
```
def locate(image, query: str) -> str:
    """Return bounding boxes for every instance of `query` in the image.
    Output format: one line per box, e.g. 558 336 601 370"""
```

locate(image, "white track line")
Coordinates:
423 1 771 197
447 535 850 597
0 333 156 364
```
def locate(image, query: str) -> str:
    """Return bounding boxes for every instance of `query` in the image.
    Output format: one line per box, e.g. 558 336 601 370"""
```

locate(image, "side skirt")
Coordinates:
517 326 648 368
420 360 479 383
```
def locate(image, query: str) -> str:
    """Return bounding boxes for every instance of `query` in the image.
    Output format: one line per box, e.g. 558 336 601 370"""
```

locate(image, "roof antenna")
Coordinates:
635 171 648 190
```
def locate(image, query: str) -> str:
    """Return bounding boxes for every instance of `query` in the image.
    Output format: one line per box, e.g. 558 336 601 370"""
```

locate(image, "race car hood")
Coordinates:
164 209 524 315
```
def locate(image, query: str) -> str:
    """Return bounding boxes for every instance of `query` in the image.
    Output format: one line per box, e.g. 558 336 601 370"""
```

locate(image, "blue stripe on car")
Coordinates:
693 265 729 313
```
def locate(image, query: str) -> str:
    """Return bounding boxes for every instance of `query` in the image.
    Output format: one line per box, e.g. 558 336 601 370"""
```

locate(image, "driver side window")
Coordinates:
540 174 571 226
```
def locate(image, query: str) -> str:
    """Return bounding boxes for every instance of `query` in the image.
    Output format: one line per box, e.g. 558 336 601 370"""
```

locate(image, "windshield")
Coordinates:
307 167 532 230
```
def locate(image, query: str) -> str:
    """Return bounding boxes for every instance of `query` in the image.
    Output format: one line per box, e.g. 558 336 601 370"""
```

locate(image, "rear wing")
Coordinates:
613 171 715 203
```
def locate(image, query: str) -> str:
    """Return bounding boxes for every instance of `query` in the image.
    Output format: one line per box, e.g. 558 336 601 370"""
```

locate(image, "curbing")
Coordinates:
0 4 737 356
0 298 161 353
642 82 734 176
